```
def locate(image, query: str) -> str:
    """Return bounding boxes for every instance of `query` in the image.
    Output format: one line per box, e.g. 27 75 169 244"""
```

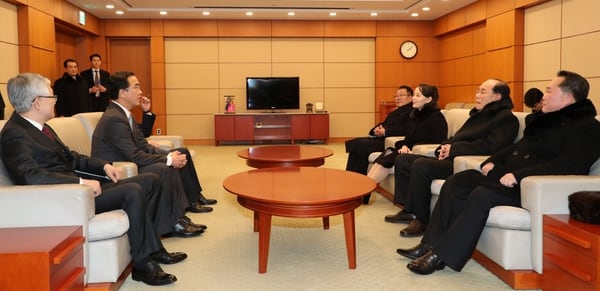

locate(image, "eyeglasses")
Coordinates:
395 94 412 97
38 95 57 99
126 85 141 91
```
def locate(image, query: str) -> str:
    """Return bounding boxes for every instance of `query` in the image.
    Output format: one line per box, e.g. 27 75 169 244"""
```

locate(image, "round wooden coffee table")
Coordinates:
223 167 376 274
237 145 333 168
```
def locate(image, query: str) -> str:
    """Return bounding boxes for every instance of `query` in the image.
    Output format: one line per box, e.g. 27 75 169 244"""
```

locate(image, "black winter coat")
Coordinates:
374 105 447 167
440 97 519 159
54 73 91 117
369 102 413 137
484 99 600 182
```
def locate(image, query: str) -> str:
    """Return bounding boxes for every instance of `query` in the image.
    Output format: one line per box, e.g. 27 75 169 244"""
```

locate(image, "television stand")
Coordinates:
214 112 329 145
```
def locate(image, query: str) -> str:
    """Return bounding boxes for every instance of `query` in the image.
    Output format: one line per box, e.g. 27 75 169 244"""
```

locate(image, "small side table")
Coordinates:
543 214 600 291
0 226 85 291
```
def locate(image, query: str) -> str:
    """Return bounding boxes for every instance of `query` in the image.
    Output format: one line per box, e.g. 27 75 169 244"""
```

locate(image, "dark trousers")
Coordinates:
96 173 164 265
174 147 203 202
345 137 384 175
394 154 453 223
422 170 521 271
139 163 188 229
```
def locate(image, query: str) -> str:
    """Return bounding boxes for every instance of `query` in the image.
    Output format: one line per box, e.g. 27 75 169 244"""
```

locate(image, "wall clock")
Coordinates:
400 40 418 59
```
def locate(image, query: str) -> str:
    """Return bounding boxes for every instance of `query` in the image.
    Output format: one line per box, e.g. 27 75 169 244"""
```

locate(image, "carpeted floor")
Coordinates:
119 143 539 291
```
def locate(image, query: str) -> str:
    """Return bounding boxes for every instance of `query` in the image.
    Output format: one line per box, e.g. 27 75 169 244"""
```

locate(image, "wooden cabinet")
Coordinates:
543 215 600 291
0 226 85 291
215 113 329 145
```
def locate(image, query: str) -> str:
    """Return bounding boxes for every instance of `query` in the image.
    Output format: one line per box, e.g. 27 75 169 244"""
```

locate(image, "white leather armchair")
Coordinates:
0 118 132 286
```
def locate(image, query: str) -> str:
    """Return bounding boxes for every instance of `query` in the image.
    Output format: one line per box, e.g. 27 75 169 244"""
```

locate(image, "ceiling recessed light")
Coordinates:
246 11 253 16
411 12 419 17
288 12 295 16
422 7 430 11
370 12 378 17
159 11 167 15
329 12 336 16
202 11 210 16
105 4 114 9
116 10 124 15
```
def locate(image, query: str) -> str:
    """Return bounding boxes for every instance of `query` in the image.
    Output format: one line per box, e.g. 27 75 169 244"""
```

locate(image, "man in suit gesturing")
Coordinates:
91 71 216 222
80 53 110 112
0 73 184 286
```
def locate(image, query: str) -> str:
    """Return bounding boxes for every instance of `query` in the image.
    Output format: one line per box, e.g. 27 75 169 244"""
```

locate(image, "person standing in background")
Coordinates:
54 59 90 116
81 53 111 112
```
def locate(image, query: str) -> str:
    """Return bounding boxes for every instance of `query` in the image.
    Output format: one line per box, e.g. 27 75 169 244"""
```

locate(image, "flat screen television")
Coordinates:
246 77 300 111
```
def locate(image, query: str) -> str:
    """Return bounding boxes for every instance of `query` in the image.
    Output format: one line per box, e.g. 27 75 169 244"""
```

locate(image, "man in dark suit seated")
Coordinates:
345 85 413 204
396 70 600 275
0 72 185 286
91 71 216 221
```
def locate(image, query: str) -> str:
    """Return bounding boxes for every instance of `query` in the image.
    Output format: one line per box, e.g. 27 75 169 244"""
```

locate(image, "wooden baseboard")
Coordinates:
84 264 131 291
472 250 542 290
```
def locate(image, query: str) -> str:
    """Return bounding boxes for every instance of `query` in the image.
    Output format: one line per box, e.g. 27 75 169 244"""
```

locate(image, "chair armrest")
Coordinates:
452 155 489 173
384 136 404 148
0 184 95 231
411 144 440 157
112 161 138 178
147 135 184 149
521 175 600 273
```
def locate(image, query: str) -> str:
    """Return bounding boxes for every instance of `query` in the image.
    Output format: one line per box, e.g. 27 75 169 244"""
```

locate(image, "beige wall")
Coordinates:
164 37 375 140
524 0 600 109
0 0 19 118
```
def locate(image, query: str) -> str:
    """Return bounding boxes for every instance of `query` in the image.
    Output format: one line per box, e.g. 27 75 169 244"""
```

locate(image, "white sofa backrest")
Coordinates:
72 112 102 141
443 108 472 139
47 116 92 156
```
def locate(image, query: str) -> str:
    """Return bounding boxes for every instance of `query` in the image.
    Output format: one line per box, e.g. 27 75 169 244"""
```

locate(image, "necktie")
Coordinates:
41 125 55 141
93 70 100 97
128 115 135 132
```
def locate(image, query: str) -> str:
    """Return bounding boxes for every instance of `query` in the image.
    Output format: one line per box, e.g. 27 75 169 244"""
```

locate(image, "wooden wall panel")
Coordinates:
487 0 516 17
163 20 218 37
446 8 467 32
486 11 518 50
324 21 376 37
271 20 325 37
104 19 151 37
465 0 487 25
217 20 271 37
376 21 434 37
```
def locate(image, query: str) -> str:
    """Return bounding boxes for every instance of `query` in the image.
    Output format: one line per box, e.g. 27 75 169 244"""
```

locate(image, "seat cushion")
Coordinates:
88 209 129 241
486 206 531 231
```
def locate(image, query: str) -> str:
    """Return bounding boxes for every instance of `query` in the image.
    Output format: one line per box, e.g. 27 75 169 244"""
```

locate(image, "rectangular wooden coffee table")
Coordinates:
223 167 376 273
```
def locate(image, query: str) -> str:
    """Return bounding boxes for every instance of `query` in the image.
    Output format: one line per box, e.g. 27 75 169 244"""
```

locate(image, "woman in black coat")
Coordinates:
367 84 448 183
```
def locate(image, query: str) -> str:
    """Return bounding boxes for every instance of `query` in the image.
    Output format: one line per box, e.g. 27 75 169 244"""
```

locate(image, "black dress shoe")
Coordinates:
166 221 204 238
181 215 207 229
396 242 432 260
400 219 427 237
186 202 213 213
151 248 187 264
197 193 217 205
384 210 416 223
407 250 446 275
132 260 177 286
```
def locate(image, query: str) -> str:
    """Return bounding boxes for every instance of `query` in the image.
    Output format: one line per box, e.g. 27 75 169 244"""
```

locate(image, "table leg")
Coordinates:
257 212 272 274
342 210 356 269
322 217 330 229
253 212 258 232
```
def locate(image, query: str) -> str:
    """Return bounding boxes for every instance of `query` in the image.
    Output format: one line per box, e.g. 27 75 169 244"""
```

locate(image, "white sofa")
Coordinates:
0 117 134 288
367 109 600 289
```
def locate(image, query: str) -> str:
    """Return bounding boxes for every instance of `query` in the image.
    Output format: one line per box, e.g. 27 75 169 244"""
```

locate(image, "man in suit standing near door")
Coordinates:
81 53 110 112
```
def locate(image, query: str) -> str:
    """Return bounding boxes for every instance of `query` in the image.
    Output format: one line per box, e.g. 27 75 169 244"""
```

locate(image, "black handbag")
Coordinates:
568 191 600 224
